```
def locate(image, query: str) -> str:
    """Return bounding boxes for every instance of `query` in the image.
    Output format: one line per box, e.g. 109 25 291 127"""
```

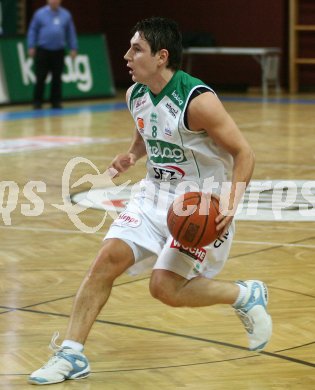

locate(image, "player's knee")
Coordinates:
150 284 180 307
149 273 182 307
89 240 134 281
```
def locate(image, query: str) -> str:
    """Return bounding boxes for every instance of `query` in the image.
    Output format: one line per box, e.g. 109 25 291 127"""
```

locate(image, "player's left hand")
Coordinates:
212 193 234 237
215 213 234 237
70 50 77 59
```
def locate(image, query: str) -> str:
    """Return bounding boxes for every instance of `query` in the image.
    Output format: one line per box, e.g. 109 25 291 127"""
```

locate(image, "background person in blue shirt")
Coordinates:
27 0 78 109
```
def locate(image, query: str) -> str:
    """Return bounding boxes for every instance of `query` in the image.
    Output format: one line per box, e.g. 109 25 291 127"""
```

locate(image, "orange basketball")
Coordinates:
167 192 221 248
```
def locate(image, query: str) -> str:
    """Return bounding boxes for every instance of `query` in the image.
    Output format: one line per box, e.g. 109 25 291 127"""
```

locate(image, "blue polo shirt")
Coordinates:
27 5 78 51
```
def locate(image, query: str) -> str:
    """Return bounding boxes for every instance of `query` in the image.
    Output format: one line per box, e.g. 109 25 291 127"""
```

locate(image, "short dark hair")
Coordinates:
131 17 182 71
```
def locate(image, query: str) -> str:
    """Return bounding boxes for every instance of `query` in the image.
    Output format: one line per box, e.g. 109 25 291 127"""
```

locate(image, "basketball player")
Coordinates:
29 17 272 385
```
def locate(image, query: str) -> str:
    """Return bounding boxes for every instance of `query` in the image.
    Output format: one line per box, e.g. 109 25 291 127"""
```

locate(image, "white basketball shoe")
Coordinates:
28 332 90 385
234 280 272 351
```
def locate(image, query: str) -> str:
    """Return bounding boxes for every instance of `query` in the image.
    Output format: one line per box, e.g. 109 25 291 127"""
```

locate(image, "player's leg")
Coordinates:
149 234 272 351
149 229 237 307
150 269 239 306
50 49 65 108
33 48 50 108
65 238 135 343
29 238 135 385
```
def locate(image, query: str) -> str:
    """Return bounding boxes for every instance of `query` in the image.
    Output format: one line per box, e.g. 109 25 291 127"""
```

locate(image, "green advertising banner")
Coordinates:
0 34 115 103
0 0 18 36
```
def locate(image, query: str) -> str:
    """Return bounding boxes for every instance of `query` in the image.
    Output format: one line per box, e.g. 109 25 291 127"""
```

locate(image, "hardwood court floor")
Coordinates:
0 91 315 389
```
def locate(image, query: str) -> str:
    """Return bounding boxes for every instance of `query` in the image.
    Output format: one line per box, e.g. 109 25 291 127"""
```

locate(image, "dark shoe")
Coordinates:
51 103 63 109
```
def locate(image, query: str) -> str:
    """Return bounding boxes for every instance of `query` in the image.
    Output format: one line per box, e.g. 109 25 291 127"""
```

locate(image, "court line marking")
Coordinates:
1 225 315 248
233 239 315 248
240 121 276 128
0 352 311 377
0 356 258 376
258 162 315 170
0 276 151 315
236 121 315 130
0 102 128 122
2 232 314 316
229 235 315 260
222 96 315 105
0 306 314 372
1 98 314 376
2 95 315 122
0 137 132 156
1 220 314 371
0 225 105 235
1 266 314 373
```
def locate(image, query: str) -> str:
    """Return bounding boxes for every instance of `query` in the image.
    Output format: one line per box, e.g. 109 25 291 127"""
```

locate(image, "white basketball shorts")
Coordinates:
104 182 235 280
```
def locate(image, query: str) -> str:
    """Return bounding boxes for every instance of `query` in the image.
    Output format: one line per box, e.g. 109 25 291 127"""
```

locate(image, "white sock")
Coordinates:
61 340 84 352
232 283 248 308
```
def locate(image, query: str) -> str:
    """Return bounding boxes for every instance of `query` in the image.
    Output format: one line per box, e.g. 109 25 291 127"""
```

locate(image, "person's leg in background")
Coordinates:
33 48 50 109
50 49 65 109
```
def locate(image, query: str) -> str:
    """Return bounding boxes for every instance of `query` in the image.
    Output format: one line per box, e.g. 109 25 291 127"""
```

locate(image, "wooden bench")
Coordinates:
183 47 281 95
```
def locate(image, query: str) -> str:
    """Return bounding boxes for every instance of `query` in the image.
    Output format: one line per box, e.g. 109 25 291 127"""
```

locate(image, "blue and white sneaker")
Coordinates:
234 280 272 351
28 332 90 385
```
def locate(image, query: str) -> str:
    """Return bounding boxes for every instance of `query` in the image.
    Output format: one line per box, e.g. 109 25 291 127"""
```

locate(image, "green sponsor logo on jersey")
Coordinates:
150 112 158 123
147 140 187 163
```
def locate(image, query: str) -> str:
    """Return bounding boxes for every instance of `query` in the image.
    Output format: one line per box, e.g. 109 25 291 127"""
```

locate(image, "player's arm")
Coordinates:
187 91 255 234
27 12 40 56
109 86 147 176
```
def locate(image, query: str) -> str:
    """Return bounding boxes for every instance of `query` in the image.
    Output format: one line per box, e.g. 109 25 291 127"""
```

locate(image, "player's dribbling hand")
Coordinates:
108 153 137 177
212 193 234 238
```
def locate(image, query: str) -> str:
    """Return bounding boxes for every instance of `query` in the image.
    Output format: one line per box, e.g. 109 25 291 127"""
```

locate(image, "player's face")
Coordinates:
124 32 161 85
47 0 62 10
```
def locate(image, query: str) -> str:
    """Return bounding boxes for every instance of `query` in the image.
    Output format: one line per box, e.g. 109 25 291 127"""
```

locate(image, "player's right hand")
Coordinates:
28 48 36 57
108 153 137 177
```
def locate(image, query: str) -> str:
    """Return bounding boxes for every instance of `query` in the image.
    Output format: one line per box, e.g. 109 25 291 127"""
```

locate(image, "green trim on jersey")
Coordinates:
191 150 201 178
129 83 148 111
129 70 209 109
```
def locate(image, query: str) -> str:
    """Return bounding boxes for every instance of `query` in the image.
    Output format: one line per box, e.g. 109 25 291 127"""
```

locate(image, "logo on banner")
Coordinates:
17 43 93 92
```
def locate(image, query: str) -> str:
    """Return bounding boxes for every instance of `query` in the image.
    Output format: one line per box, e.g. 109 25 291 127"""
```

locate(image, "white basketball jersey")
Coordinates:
128 70 233 194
